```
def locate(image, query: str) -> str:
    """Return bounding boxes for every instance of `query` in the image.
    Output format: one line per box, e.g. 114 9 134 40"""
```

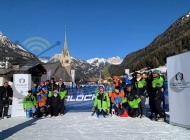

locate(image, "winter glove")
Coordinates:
107 107 110 114
91 106 95 112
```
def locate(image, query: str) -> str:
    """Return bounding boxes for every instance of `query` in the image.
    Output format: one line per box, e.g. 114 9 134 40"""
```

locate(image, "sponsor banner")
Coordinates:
12 74 31 117
65 85 102 111
167 51 190 128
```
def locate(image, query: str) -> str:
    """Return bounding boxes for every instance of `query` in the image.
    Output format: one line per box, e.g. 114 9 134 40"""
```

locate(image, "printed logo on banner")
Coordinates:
19 78 25 83
175 72 183 81
170 72 190 92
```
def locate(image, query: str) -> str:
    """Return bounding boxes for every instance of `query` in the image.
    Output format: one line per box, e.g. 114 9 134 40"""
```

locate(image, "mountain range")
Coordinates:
39 54 122 65
39 54 122 81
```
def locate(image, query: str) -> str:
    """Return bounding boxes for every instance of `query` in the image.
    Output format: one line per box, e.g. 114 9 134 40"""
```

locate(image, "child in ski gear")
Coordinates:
93 86 110 117
23 90 36 118
111 86 124 116
48 90 62 117
36 88 47 118
126 84 141 117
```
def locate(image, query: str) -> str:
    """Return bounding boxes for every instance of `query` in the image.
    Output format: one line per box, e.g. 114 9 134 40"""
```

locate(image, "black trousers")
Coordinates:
0 100 9 117
59 99 65 114
51 107 59 116
37 106 46 117
149 95 156 114
97 109 107 116
154 98 164 118
130 108 139 117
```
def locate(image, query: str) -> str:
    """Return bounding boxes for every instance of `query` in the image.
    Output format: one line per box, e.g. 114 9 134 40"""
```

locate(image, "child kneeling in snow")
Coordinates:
111 86 125 116
23 90 36 118
126 84 141 118
92 86 110 117
36 88 47 118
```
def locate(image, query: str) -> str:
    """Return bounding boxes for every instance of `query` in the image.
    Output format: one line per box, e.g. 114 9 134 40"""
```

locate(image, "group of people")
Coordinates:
1 70 165 122
92 69 165 122
23 78 67 118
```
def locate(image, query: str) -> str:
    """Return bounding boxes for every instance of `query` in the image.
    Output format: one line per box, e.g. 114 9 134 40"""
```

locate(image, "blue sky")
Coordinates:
0 0 190 60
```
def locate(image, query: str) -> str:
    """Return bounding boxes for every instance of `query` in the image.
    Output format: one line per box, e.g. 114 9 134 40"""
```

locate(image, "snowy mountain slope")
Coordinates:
39 55 122 81
0 32 40 63
40 55 122 65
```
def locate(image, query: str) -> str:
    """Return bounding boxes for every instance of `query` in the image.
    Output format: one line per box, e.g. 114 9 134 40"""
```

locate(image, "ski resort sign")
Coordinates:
169 72 190 92
167 51 190 128
12 74 31 117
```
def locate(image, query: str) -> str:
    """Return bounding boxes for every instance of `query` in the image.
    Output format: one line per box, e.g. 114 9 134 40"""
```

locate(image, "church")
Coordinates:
41 31 72 82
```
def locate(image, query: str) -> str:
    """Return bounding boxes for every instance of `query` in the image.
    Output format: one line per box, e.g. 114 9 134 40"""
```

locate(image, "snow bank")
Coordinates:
0 112 189 140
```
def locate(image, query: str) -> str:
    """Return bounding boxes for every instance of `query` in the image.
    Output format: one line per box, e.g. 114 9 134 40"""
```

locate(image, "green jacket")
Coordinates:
128 98 141 109
122 97 127 103
135 79 146 88
152 76 164 88
59 90 67 99
135 79 146 96
48 91 53 98
93 92 110 110
23 95 36 109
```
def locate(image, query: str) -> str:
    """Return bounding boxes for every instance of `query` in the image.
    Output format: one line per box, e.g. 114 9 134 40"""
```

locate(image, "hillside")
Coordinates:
109 11 190 75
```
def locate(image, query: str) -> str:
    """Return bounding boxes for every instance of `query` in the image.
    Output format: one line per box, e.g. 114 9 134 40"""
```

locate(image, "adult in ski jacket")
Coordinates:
48 90 62 117
47 78 58 98
126 84 141 117
133 72 147 117
151 70 164 121
93 86 110 117
0 82 13 118
57 79 67 115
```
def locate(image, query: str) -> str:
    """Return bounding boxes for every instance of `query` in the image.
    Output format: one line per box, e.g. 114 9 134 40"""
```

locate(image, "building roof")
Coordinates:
41 61 71 82
0 63 46 75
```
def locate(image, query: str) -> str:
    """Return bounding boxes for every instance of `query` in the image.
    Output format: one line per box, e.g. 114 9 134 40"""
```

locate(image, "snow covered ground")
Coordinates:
0 112 190 140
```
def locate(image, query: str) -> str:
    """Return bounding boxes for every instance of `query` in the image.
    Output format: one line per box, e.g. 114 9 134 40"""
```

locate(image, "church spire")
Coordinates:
64 25 68 50
60 25 71 67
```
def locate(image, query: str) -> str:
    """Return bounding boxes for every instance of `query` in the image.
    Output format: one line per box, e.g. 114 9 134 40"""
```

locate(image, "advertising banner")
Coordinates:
12 74 31 117
167 51 190 128
65 85 102 111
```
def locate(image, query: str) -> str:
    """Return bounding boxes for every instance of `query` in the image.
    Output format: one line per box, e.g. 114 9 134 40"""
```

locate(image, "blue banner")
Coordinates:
65 85 102 111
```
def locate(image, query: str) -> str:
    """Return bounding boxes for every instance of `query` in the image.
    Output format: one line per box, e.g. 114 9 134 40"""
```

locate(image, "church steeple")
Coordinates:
60 26 71 67
63 25 68 51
